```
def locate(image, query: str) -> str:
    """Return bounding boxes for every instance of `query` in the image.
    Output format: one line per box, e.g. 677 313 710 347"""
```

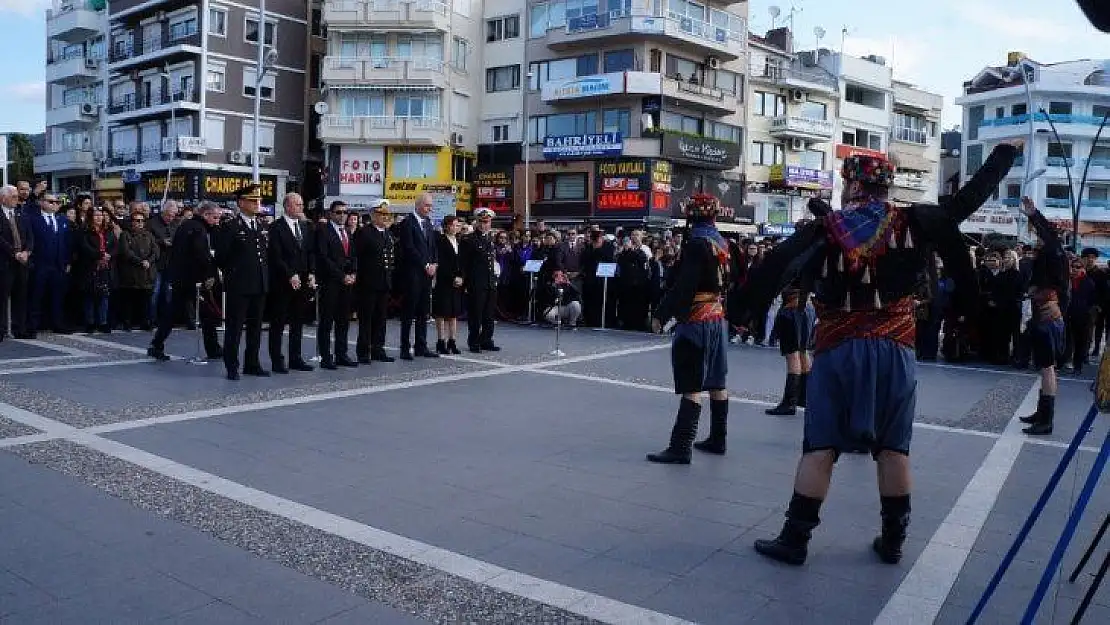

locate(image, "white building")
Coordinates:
890 80 942 204
956 54 1110 247
745 28 838 228
36 0 108 194
318 0 484 213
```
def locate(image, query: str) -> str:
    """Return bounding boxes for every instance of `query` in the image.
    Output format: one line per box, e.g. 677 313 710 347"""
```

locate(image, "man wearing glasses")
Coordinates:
28 192 71 336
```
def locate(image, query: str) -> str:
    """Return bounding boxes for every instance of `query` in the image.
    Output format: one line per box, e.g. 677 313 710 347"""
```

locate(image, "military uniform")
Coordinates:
355 201 397 363
216 185 270 380
459 208 500 352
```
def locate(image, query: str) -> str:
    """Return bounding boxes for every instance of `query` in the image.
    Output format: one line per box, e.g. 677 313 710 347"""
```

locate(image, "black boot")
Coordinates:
1019 393 1048 424
766 373 801 416
873 495 911 564
798 373 808 409
693 399 728 455
1022 394 1054 435
647 398 701 464
754 492 822 565
436 339 449 355
447 339 461 355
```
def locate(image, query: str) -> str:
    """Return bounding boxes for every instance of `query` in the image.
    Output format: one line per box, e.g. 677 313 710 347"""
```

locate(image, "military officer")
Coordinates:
216 184 270 380
355 199 396 363
459 207 500 352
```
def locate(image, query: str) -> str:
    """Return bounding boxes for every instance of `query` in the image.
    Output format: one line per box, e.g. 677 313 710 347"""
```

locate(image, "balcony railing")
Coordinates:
892 127 929 145
1001 197 1022 207
106 88 198 115
1044 198 1072 209
769 115 835 138
321 114 444 142
980 112 1110 128
754 63 838 91
543 8 745 58
106 150 140 167
324 55 446 81
109 27 201 64
1046 156 1077 167
323 0 450 27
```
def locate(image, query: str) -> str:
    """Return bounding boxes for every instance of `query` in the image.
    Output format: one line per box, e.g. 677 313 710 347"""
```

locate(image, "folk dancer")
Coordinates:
732 142 1019 565
765 276 817 416
1017 197 1068 435
646 193 731 464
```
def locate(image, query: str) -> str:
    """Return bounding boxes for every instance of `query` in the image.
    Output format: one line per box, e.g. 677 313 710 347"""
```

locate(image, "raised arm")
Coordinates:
730 221 825 327
946 143 1021 222
910 205 978 319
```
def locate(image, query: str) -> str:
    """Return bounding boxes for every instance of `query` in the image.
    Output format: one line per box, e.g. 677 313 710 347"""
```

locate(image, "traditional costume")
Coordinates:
1017 208 1068 435
765 277 817 416
732 143 1018 565
647 194 732 464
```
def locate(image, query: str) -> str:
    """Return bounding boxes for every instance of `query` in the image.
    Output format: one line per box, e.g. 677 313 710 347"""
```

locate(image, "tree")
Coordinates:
6 134 35 185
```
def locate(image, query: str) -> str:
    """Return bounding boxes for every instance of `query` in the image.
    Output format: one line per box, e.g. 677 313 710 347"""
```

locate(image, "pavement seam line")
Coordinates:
0 400 694 625
873 381 1038 625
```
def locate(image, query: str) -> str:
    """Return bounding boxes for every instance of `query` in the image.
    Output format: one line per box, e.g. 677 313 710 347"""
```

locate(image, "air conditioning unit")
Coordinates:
450 132 464 146
85 58 97 70
228 150 247 164
790 89 805 103
706 56 720 70
789 138 805 151
80 103 96 115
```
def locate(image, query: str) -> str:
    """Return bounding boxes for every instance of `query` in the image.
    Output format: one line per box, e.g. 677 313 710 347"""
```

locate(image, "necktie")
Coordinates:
293 221 301 241
340 228 349 255
6 211 20 251
50 215 56 232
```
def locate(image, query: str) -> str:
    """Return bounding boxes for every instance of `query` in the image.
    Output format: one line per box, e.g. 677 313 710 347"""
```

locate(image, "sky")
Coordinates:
0 0 1105 135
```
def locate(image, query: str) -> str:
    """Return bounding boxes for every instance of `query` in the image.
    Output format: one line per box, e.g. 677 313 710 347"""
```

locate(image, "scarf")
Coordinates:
690 223 729 267
96 231 109 270
824 198 900 270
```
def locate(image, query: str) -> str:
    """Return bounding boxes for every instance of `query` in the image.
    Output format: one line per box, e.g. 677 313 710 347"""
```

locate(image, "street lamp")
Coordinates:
252 0 279 184
1037 111 1082 249
160 64 175 207
1000 64 1037 196
522 71 534 231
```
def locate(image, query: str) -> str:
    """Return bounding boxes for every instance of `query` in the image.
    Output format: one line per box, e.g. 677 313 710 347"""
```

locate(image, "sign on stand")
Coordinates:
596 262 618 331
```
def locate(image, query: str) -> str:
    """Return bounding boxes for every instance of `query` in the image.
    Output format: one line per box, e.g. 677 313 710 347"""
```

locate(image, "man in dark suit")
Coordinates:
215 184 270 380
267 192 316 373
396 192 439 359
459 207 500 352
148 202 223 361
0 185 33 340
355 199 396 364
27 191 70 336
315 200 357 370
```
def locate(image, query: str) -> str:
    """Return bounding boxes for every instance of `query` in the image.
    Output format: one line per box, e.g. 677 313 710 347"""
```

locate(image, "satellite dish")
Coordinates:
769 6 781 18
814 27 826 39
313 101 329 115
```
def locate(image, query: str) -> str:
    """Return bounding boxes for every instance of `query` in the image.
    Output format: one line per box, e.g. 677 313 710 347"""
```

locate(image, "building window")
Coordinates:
208 6 227 37
239 120 275 153
602 108 630 136
967 105 984 141
706 121 741 143
242 66 275 101
1012 103 1028 116
1094 105 1110 119
390 151 438 178
800 150 825 170
1046 184 1072 201
452 154 471 181
894 112 928 145
452 37 469 71
1048 101 1073 115
604 49 636 73
799 101 827 120
206 64 226 93
492 124 510 142
845 84 885 109
539 173 588 201
485 65 521 92
753 91 786 117
1047 143 1074 159
486 15 520 42
841 128 882 152
661 111 701 135
244 15 277 46
395 95 441 119
1090 186 1109 202
528 112 596 143
336 92 385 117
965 144 983 175
751 141 784 166
204 114 225 150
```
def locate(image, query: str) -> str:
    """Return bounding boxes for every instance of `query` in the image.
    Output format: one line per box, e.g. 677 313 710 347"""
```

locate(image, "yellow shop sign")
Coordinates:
385 179 472 213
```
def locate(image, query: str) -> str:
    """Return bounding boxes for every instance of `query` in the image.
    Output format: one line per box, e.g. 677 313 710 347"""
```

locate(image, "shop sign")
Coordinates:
144 172 195 199
541 72 622 101
960 206 1018 235
669 169 750 223
769 165 833 191
761 223 796 236
201 173 277 203
543 133 623 160
661 133 741 169
835 144 886 160
385 179 472 214
338 146 385 196
650 160 672 216
473 167 514 215
595 159 651 213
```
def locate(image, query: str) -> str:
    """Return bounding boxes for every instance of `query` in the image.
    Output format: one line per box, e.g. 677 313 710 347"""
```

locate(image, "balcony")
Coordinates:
1001 197 1022 207
661 77 738 115
1044 198 1071 209
108 27 202 70
46 102 99 128
34 149 97 173
47 1 103 43
162 136 208 156
977 112 1110 142
752 64 838 94
319 115 447 146
322 56 447 87
544 10 745 62
46 53 101 85
106 88 201 121
322 0 450 32
768 116 835 141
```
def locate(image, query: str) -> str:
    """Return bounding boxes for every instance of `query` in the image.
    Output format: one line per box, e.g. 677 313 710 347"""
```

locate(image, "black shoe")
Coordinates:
798 373 808 409
693 398 728 455
243 366 270 377
226 370 241 381
766 373 801 416
320 358 338 370
647 398 701 464
447 339 461 355
469 344 482 354
272 365 290 374
400 350 414 361
754 493 822 566
372 350 395 363
436 339 449 355
1019 394 1051 424
147 345 170 361
336 356 358 367
481 343 502 352
417 347 439 358
289 360 315 372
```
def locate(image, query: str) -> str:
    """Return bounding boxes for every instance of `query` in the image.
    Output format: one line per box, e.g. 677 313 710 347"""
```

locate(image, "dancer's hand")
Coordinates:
651 318 662 334
1021 197 1037 217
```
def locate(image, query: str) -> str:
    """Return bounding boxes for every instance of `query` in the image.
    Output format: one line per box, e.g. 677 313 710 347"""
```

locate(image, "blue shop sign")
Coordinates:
542 133 624 160
761 223 796 236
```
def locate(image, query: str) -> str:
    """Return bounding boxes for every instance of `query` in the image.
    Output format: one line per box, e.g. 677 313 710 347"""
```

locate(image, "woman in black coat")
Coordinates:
432 215 463 354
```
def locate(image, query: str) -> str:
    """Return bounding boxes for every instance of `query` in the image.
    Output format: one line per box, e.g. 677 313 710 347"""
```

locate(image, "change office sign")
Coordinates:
542 133 624 160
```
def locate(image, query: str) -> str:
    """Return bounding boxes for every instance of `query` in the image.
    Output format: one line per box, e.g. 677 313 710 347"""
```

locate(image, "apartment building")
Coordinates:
37 0 108 194
318 0 483 214
956 54 1110 248
745 28 838 229
889 80 942 204
90 0 308 214
516 0 747 228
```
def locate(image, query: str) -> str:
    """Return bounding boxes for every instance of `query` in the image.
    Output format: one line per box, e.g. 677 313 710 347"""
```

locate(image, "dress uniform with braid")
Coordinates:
215 184 271 380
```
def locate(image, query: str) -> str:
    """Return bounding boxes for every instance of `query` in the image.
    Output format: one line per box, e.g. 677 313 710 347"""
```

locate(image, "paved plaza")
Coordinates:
0 322 1108 624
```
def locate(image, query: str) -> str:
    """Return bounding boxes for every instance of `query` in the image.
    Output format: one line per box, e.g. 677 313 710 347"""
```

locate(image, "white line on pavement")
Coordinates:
0 358 150 376
873 382 1040 625
0 354 79 366
16 339 98 358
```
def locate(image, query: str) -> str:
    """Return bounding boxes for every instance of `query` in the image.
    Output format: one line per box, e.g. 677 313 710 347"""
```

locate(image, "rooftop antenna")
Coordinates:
786 5 803 52
814 26 826 52
769 5 781 29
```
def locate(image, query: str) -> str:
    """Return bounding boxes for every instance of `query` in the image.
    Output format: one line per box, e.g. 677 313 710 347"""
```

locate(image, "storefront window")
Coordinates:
390 151 438 178
539 172 588 201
